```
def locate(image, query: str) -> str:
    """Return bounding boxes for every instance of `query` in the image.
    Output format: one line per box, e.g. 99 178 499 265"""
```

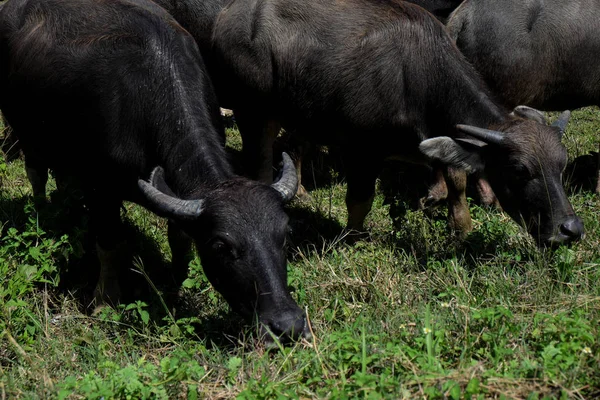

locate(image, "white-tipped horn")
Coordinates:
271 152 298 202
138 167 204 220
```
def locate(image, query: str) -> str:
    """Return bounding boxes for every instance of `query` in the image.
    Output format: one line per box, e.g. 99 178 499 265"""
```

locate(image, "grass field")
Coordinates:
1 108 599 399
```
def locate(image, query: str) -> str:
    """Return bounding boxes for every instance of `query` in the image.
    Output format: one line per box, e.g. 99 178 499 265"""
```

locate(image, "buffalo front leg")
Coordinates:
168 221 194 288
290 140 312 200
420 165 448 209
474 172 501 209
234 109 281 184
90 196 128 307
444 166 473 237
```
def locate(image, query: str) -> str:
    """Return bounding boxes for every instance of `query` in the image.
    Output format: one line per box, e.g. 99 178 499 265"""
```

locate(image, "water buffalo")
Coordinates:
447 0 600 192
0 0 309 344
155 0 583 247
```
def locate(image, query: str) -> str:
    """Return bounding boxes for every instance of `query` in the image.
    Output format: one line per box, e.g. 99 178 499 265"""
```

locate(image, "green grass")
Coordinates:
1 109 600 399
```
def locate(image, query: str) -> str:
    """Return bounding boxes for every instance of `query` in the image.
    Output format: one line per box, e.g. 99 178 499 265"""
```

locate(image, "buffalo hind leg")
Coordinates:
90 196 127 308
24 157 48 202
235 109 281 184
444 166 473 238
1 122 21 162
345 157 382 240
596 142 600 194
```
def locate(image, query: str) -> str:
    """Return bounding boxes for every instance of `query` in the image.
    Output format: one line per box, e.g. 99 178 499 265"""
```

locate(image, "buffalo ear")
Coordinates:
551 110 571 137
419 137 485 174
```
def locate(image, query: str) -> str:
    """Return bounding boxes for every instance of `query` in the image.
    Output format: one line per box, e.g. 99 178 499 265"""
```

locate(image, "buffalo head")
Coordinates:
138 153 310 345
420 107 584 247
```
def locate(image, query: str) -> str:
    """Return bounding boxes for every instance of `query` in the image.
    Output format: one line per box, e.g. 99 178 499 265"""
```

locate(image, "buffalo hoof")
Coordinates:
419 193 445 209
343 228 370 244
93 281 121 309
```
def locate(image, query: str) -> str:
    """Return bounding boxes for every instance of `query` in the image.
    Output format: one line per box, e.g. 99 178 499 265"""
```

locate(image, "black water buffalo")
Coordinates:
0 0 309 343
156 0 583 246
446 0 600 192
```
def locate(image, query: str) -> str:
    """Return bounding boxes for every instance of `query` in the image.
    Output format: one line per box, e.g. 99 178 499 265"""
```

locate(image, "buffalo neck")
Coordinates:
157 120 234 200
150 58 234 198
422 28 510 135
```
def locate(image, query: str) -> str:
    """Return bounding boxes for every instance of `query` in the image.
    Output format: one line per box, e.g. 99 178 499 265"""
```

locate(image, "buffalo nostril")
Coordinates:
560 217 584 240
266 311 309 342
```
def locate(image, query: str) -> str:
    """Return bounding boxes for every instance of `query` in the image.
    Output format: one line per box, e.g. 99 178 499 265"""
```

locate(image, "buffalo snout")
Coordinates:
558 216 585 242
544 215 585 247
261 308 311 346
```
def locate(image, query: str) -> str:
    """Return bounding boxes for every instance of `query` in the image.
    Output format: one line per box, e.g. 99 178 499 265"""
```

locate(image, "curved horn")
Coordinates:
511 105 547 124
456 124 505 146
138 167 204 220
271 152 298 203
551 110 571 137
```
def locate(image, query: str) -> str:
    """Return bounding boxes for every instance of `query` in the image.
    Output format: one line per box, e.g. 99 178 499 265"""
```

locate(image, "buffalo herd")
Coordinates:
0 0 596 344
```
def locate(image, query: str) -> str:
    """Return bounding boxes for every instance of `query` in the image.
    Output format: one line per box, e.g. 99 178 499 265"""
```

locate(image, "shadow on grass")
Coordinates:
565 151 598 193
286 204 347 260
0 187 259 348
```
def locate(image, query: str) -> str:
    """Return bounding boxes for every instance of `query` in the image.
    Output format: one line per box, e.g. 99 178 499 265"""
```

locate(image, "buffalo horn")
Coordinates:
138 168 204 220
271 152 298 202
456 124 505 146
511 105 547 124
551 110 571 136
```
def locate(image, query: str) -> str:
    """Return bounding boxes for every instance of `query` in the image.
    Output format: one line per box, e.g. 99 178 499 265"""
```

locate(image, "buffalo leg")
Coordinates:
420 165 448 209
474 172 500 208
596 142 600 194
444 166 473 237
90 196 127 306
168 221 194 288
290 140 311 200
234 109 281 184
345 158 382 232
24 157 48 201
1 123 21 162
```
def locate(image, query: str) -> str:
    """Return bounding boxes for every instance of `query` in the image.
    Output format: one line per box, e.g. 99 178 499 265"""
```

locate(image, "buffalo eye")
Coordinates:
209 237 238 259
510 164 532 181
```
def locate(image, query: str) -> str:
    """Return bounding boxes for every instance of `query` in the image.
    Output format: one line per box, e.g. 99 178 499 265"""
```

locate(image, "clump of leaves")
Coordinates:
0 202 72 344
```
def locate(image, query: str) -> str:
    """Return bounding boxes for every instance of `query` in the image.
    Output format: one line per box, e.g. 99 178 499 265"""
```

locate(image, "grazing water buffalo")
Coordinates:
0 0 308 343
447 0 600 191
156 0 583 246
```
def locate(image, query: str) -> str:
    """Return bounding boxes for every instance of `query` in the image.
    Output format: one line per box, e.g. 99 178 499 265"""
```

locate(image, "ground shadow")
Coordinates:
565 151 598 193
285 204 348 261
0 186 251 344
